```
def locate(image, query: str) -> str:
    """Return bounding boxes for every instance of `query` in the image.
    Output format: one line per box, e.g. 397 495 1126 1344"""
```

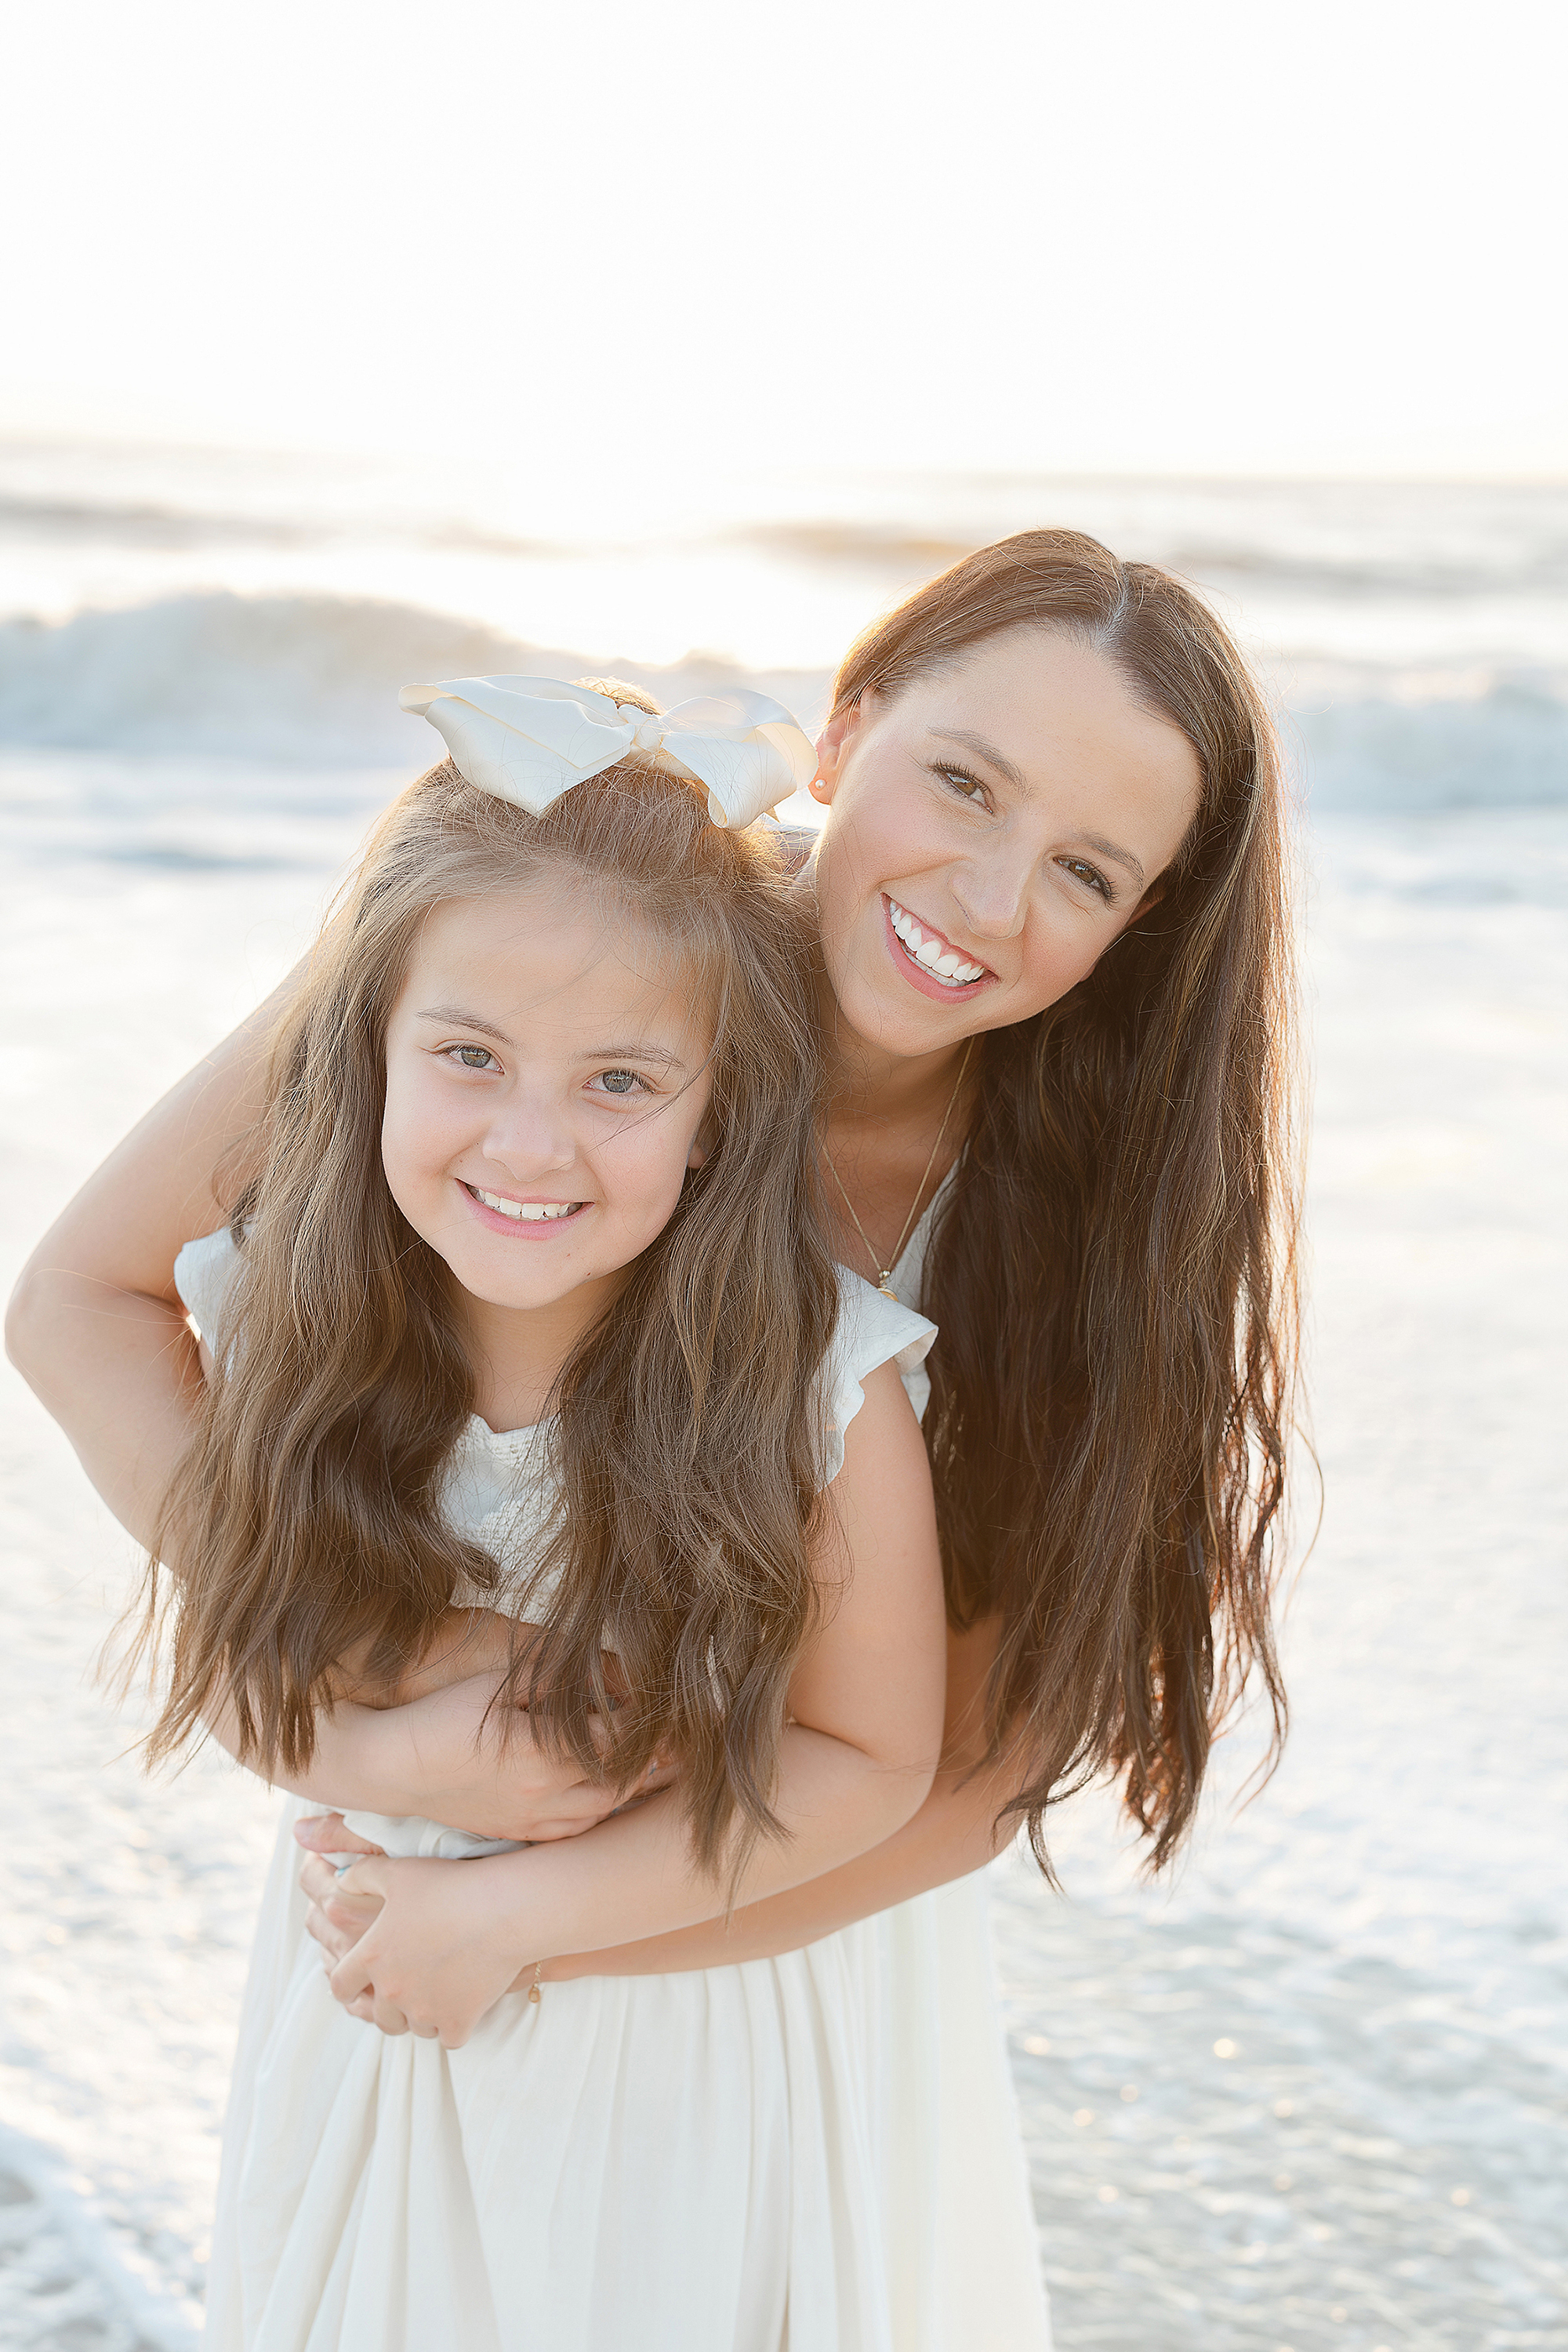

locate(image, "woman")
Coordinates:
9 529 1299 2338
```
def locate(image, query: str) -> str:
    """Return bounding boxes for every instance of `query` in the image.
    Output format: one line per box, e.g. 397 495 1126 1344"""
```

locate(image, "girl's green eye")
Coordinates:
454 1045 495 1069
598 1069 640 1095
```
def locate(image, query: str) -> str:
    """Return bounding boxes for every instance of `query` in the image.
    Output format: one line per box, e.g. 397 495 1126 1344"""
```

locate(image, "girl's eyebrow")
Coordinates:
583 1041 688 1072
416 1004 515 1045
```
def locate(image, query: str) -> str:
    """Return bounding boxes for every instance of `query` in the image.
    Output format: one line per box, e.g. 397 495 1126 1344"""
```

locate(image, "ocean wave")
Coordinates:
2 592 1566 809
0 489 558 561
739 516 1568 604
1294 684 1568 811
0 2120 199 2349
0 488 318 550
0 591 540 763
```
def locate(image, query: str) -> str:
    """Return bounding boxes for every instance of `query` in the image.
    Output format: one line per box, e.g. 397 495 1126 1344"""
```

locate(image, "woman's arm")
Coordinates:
328 1359 949 2042
544 1612 1018 1973
4 971 285 1544
299 1614 1025 1977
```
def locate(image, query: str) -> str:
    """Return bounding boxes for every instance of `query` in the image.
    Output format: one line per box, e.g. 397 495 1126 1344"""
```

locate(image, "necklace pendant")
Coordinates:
878 1276 898 1300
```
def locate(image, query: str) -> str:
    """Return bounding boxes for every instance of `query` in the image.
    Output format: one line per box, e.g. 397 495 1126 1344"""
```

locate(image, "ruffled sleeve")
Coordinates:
817 1268 938 1490
172 1225 242 1345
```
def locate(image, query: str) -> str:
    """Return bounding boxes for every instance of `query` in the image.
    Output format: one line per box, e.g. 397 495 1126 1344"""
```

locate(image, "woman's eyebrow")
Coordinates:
1079 833 1147 888
930 727 1027 789
931 729 1147 887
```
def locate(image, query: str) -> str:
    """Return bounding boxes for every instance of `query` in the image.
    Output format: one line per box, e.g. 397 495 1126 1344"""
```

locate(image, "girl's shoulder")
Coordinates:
818 1269 937 1489
174 1227 936 1490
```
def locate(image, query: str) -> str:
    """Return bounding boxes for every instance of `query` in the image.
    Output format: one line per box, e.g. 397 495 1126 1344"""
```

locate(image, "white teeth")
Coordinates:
473 1188 577 1221
887 898 988 987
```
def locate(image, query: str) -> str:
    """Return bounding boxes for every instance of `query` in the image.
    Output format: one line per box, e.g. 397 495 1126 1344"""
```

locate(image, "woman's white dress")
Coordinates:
176 1221 1051 2352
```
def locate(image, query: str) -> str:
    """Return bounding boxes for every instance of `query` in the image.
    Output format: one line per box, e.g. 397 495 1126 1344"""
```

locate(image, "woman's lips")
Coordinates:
880 895 996 1001
460 1181 590 1236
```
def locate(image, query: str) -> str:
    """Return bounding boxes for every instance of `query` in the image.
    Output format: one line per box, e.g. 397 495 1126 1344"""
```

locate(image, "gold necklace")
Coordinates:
824 1040 973 1299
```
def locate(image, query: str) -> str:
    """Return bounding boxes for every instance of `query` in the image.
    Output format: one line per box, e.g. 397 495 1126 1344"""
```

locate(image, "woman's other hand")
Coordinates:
326 1854 536 2047
293 1811 384 1862
297 1817 387 1973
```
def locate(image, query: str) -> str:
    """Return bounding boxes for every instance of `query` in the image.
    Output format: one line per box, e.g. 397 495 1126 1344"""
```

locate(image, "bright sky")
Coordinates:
5 0 1563 481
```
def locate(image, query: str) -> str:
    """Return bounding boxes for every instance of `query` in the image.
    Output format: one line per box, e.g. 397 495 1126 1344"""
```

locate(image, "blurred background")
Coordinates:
1 2 1564 2347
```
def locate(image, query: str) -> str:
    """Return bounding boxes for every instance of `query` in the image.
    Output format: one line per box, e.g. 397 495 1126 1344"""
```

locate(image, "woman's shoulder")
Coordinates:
817 1269 937 1487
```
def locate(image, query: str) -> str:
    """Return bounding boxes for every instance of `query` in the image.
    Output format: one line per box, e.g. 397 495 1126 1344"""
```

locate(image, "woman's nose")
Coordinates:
949 845 1032 938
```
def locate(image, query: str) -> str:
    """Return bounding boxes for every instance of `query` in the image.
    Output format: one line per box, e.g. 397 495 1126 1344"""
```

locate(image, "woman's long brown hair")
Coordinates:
830 531 1302 1871
140 713 841 1877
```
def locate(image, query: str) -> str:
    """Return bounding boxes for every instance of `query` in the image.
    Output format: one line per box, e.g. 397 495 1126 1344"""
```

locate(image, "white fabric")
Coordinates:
174 1228 1050 2350
399 674 817 830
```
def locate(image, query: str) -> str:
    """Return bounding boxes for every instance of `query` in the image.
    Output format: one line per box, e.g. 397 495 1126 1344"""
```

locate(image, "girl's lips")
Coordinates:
880 895 998 1004
459 1181 590 1237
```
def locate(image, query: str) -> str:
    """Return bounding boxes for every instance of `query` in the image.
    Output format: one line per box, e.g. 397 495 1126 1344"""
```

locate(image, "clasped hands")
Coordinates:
296 1666 671 2047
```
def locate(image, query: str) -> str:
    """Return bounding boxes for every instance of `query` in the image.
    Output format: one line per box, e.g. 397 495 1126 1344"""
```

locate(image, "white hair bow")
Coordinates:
399 675 816 829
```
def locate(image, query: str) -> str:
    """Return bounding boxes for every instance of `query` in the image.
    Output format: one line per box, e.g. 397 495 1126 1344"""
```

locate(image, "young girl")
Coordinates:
74 680 1022 2348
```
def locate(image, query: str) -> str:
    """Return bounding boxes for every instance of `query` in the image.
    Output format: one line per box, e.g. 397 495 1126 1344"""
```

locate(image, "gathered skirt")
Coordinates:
204 1802 1051 2350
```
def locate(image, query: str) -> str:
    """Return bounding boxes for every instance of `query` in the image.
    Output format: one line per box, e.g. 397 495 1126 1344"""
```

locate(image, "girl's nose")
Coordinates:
482 1091 578 1177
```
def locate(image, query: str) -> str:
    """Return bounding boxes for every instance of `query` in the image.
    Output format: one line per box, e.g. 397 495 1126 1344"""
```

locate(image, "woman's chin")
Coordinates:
838 982 981 1062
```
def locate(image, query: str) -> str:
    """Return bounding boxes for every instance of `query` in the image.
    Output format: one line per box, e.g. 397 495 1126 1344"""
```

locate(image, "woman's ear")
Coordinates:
1090 878 1168 973
810 691 874 804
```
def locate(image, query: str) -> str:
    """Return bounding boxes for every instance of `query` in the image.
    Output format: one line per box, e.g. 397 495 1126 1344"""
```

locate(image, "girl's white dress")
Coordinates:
176 1224 1050 2352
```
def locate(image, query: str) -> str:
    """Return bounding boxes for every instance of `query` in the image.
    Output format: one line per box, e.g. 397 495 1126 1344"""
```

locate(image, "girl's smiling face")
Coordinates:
810 627 1203 1059
381 884 713 1316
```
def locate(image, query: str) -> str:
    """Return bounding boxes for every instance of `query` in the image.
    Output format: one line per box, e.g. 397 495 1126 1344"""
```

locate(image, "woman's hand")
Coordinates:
327 1853 538 2047
365 1671 672 1843
332 1608 525 1711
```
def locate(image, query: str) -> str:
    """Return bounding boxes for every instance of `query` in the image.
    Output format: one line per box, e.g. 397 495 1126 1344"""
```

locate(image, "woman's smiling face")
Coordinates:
810 626 1203 1059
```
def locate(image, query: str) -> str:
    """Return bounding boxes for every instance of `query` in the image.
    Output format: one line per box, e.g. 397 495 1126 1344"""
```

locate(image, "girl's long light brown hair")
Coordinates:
831 531 1302 1871
142 700 841 1875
